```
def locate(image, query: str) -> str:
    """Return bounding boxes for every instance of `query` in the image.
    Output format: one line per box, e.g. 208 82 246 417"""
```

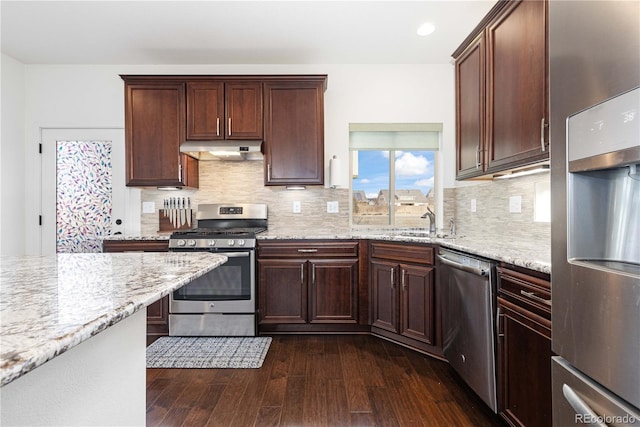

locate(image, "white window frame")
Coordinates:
348 123 442 229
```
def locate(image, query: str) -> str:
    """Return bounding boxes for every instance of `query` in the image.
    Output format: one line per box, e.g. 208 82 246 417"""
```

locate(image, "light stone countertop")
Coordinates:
0 252 227 387
104 230 551 274
257 231 551 274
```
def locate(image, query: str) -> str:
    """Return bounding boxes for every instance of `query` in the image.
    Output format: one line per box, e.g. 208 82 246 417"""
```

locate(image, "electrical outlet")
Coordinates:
509 195 522 213
142 202 155 214
327 201 339 213
293 201 301 213
470 199 477 213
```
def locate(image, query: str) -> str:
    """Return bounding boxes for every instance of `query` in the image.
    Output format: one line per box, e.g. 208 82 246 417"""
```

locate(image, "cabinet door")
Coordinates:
147 296 169 346
486 0 548 172
264 80 324 186
125 82 186 186
498 297 552 427
258 259 307 324
399 264 435 345
186 81 225 140
370 259 399 334
181 153 199 188
101 239 170 345
456 32 486 179
225 81 263 140
309 259 358 324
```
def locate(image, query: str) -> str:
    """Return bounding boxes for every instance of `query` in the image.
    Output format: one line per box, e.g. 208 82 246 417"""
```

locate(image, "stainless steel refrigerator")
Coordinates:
550 1 640 425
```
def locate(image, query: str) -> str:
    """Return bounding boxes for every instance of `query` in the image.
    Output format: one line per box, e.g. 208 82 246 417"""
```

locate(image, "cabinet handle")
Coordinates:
297 249 318 253
178 162 182 181
476 144 481 169
267 164 271 182
562 384 608 427
540 118 547 152
312 264 316 285
390 267 395 289
497 307 504 338
228 118 232 136
216 117 220 137
520 290 552 306
401 269 406 291
300 264 304 285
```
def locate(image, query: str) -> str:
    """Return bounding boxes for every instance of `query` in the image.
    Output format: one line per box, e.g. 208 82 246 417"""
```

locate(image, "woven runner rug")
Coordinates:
146 336 272 369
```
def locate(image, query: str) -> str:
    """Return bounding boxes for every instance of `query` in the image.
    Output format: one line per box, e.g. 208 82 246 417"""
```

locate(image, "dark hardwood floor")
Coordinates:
147 335 505 426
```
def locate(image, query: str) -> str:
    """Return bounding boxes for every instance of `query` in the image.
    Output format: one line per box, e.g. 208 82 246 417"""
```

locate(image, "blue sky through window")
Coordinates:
353 150 435 199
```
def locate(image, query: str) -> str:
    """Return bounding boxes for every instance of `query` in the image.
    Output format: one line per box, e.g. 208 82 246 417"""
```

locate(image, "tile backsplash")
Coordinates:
141 161 350 235
443 173 551 247
141 161 550 248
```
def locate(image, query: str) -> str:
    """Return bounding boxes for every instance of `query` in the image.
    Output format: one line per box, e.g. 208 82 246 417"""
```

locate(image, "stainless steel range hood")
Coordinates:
180 140 263 161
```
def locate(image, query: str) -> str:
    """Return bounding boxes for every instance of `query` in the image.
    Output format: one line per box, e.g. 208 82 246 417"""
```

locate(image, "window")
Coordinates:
349 123 441 228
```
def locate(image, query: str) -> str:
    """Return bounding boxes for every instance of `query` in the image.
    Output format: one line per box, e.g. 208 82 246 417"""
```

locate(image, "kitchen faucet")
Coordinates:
449 217 456 236
421 207 436 234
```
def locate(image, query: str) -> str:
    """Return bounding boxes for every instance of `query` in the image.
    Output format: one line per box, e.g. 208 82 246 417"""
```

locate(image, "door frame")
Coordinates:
39 127 140 255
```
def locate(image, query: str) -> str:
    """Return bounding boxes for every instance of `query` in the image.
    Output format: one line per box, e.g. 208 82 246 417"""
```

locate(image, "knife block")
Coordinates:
158 209 193 232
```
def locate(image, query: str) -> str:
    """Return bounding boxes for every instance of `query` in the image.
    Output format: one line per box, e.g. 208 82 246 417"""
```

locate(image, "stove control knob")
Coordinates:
237 239 246 246
176 239 186 247
187 239 196 247
208 240 216 247
227 239 235 246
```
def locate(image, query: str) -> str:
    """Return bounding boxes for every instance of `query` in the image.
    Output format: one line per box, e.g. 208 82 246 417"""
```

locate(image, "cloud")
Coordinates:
360 178 371 184
395 152 431 176
415 177 434 188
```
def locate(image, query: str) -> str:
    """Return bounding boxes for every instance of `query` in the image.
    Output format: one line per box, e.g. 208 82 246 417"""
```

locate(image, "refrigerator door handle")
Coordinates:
562 384 608 427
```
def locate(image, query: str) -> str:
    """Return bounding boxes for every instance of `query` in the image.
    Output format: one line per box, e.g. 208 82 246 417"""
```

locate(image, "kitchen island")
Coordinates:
0 252 226 426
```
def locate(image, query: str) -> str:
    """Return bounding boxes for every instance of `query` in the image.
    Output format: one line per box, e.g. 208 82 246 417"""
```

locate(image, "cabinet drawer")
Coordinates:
102 239 169 252
370 241 435 265
258 240 358 258
497 266 551 319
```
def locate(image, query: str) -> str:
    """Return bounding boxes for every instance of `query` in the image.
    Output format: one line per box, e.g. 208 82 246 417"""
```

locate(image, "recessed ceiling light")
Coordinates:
417 22 436 36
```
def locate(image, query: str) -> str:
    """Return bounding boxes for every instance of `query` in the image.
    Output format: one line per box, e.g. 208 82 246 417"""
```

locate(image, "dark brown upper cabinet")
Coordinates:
455 32 486 179
186 80 263 140
453 0 549 180
122 78 198 188
263 78 326 186
122 75 325 187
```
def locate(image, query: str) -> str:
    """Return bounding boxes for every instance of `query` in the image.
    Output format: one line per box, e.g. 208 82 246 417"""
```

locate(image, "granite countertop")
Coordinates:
257 230 551 274
0 252 226 387
105 230 551 274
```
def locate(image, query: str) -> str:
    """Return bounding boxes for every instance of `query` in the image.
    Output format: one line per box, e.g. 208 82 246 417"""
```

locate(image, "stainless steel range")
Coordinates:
168 203 267 337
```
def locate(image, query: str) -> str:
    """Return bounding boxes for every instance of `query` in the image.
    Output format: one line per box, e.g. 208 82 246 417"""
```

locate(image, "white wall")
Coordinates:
21 63 457 254
0 309 146 426
1 53 26 255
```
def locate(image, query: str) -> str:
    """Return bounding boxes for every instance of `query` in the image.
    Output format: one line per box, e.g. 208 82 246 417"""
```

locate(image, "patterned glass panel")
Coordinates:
56 140 112 253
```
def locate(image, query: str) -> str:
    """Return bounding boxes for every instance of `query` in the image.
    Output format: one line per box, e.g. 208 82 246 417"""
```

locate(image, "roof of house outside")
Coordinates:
375 189 429 206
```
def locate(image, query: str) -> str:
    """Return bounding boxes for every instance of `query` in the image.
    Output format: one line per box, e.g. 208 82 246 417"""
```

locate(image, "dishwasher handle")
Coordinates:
437 254 489 277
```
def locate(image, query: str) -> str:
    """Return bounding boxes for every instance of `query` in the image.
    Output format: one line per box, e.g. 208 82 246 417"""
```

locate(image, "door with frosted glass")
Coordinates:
41 129 132 254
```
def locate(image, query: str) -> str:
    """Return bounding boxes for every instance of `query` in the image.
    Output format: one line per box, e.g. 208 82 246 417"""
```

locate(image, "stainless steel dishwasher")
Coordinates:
437 248 497 413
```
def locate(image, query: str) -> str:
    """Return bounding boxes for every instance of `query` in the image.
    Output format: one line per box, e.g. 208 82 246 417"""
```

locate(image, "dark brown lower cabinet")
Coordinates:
257 240 368 333
497 265 552 427
102 239 170 345
369 241 440 356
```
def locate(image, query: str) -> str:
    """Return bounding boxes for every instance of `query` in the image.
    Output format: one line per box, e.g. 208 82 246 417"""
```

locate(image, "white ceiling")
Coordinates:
1 1 497 65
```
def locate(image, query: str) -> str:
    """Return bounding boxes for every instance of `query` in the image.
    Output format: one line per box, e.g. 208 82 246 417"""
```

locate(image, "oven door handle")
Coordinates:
217 252 251 258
